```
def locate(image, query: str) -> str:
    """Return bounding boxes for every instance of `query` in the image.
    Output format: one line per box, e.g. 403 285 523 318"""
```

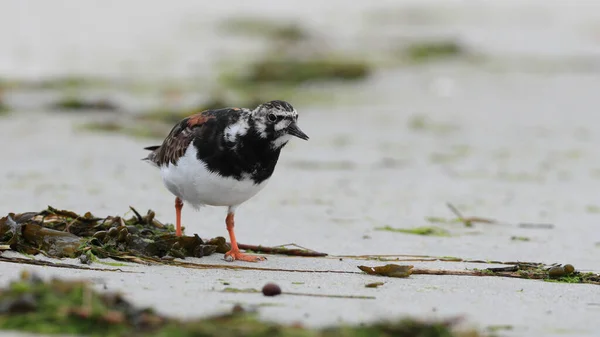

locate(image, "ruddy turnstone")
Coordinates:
143 100 308 262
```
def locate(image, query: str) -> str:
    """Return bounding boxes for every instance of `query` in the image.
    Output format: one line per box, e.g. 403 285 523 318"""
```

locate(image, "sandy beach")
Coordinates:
1 1 600 336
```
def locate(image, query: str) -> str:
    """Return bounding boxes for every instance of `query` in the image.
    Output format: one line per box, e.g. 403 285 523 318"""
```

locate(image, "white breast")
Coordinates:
159 144 269 208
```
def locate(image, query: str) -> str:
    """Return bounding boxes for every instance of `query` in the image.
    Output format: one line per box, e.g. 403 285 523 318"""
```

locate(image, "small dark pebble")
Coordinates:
262 283 282 296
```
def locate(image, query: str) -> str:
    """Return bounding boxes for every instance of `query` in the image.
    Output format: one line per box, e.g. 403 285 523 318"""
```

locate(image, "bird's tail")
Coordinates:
142 145 161 166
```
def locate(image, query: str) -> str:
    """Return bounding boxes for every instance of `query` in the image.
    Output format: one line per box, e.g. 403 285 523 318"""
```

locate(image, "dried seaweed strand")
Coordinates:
168 261 359 274
129 206 144 222
0 256 139 273
446 202 496 226
412 268 600 285
284 292 375 299
334 254 545 266
221 288 374 299
237 242 327 257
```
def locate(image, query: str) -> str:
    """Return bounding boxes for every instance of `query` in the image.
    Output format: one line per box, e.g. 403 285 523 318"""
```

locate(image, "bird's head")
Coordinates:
252 100 309 148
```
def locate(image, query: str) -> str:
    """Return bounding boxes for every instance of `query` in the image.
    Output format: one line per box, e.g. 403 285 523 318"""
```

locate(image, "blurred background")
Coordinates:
1 1 600 267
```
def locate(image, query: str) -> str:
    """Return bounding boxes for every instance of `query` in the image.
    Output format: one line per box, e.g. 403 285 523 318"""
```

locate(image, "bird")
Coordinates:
143 100 308 262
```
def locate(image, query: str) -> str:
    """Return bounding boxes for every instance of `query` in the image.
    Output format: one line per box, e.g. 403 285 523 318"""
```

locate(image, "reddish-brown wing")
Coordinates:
144 112 215 167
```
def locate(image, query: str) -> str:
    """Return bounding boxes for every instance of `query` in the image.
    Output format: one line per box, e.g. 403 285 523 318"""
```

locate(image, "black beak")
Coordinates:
287 122 309 140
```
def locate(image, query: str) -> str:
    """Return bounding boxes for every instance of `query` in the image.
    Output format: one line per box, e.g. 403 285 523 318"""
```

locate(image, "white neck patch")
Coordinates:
271 134 292 149
224 117 250 142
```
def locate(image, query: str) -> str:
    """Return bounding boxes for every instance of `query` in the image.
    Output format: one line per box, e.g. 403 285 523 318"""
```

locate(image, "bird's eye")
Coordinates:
267 113 278 122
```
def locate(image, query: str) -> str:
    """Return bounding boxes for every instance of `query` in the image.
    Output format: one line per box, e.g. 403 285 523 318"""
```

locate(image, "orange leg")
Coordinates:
224 212 265 262
175 197 183 237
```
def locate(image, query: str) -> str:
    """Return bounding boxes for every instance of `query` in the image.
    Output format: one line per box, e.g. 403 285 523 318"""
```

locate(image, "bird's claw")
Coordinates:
224 250 266 262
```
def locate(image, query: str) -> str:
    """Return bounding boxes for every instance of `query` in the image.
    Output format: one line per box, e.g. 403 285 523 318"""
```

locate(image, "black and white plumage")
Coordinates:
143 100 308 262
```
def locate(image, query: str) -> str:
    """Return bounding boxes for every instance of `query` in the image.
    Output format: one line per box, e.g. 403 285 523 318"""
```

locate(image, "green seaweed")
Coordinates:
139 96 235 125
486 325 513 333
510 236 530 242
0 272 472 337
51 97 118 111
430 145 471 164
239 57 370 84
479 263 600 285
544 272 597 284
219 17 307 42
473 268 496 276
408 114 459 135
585 205 600 214
79 121 168 139
0 101 9 114
365 282 385 288
32 76 107 90
405 40 466 63
425 217 463 225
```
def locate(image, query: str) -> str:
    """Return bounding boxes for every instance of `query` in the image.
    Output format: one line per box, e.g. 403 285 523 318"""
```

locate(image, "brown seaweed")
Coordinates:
0 206 218 263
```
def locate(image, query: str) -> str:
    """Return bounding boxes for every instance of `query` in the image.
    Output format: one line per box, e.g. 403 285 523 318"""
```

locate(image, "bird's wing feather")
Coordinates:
143 111 217 166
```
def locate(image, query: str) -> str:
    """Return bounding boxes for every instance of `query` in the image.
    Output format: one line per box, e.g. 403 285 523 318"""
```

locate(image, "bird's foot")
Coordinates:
224 249 266 262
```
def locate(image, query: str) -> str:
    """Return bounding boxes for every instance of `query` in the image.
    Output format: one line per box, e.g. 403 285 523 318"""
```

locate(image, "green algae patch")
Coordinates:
239 57 370 84
0 100 9 114
407 114 459 135
0 272 474 337
219 16 307 42
138 96 241 125
375 225 451 237
79 96 263 139
0 273 138 336
425 217 463 225
479 263 600 285
404 40 467 63
365 282 385 288
79 119 176 139
51 97 118 111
